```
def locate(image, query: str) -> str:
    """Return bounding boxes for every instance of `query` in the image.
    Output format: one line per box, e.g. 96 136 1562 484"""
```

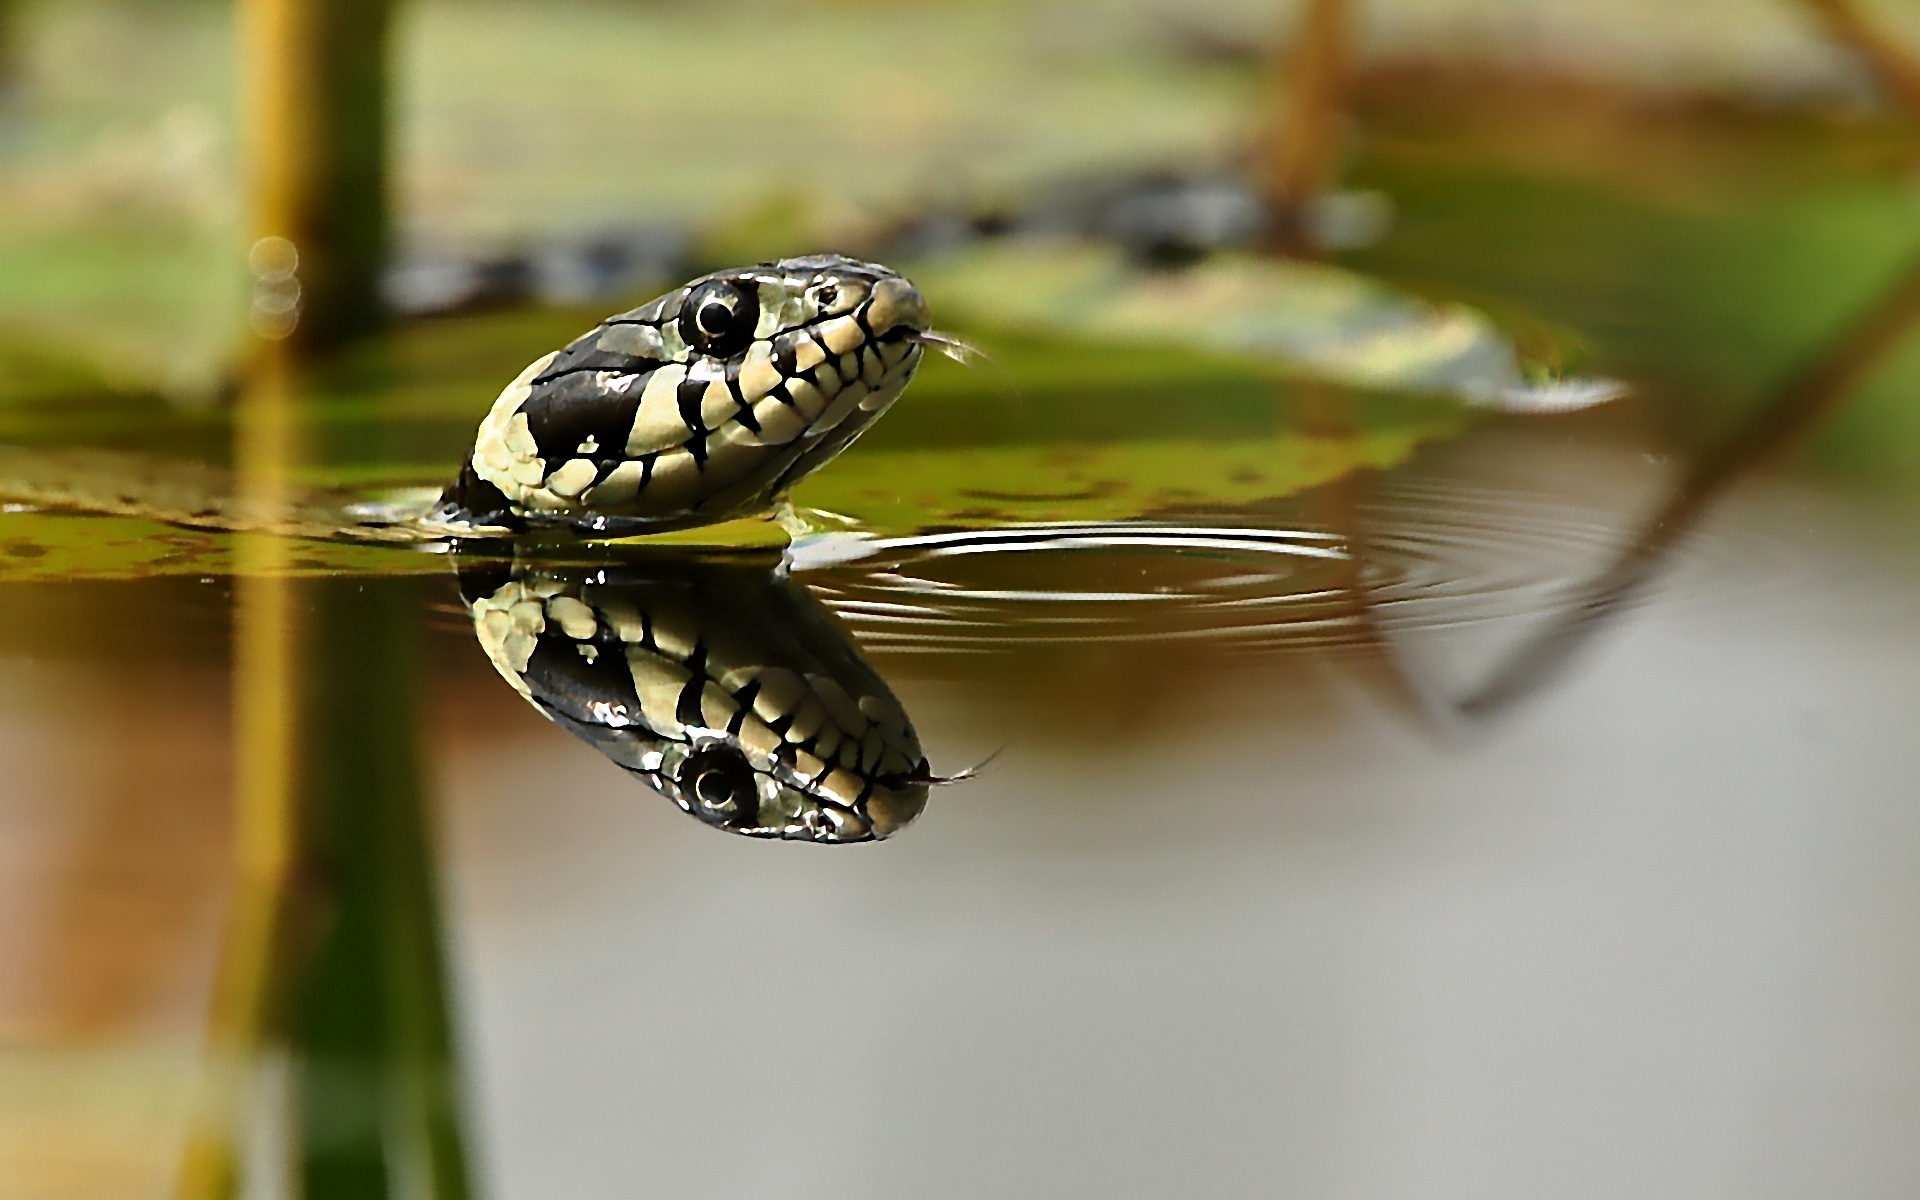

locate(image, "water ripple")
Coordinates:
796 479 1782 655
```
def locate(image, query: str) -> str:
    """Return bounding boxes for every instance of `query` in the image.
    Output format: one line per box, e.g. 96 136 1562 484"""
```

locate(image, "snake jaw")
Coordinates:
450 255 932 536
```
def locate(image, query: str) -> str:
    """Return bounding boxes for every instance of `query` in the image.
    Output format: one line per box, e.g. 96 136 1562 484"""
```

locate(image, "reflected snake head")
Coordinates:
455 543 931 843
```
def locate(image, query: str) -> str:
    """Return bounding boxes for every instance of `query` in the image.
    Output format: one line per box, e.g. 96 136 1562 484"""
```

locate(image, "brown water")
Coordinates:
4 409 1919 1198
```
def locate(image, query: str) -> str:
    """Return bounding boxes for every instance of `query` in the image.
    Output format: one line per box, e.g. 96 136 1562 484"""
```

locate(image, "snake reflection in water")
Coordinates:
454 544 935 843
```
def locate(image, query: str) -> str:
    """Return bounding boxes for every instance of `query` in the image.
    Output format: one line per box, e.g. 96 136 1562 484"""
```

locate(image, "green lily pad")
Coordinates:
796 420 1467 531
913 239 1623 411
0 510 447 583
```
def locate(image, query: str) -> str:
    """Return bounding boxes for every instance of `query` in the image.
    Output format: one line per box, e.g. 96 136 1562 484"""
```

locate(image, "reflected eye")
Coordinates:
679 744 761 828
679 280 758 357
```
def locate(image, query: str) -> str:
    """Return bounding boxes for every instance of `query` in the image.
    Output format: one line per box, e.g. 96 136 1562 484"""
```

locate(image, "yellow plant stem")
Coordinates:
1263 0 1351 257
174 348 304 1200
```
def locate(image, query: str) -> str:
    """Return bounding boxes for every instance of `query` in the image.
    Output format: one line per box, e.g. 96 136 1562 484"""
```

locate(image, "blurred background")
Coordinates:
4 1 1920 1198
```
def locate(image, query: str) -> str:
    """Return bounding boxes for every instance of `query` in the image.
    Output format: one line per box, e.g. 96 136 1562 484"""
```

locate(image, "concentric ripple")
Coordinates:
793 478 1780 656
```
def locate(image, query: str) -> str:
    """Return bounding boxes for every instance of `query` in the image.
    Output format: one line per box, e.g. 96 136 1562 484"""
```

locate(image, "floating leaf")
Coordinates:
913 239 1626 410
796 418 1470 532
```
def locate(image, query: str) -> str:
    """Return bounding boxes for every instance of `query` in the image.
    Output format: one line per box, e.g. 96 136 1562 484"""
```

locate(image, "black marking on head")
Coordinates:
674 676 705 729
533 318 668 383
522 372 645 467
723 358 761 432
535 348 665 384
674 644 711 728
631 594 658 652
725 679 758 735
678 279 758 359
671 373 713 467
674 373 708 433
773 337 799 377
523 629 644 730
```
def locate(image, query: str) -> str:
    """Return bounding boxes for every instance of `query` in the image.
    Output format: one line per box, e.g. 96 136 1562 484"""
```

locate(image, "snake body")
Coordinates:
435 254 932 536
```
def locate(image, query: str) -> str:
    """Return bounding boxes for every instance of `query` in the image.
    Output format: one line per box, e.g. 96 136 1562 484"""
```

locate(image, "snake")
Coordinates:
456 544 931 843
0 254 941 543
428 253 935 537
0 255 953 841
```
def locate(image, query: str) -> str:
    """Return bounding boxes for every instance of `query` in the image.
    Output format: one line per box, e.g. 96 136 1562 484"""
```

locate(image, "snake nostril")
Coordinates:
865 276 928 335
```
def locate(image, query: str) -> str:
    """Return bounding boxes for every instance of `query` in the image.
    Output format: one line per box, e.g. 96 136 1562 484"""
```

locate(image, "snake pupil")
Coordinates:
698 301 732 336
695 769 734 806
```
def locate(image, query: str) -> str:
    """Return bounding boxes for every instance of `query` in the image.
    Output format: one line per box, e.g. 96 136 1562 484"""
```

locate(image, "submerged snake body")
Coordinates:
437 254 931 535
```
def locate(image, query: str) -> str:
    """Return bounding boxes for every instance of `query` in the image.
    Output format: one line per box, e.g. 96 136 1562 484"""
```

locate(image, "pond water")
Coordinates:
7 39 1920 1200
5 389 1920 1198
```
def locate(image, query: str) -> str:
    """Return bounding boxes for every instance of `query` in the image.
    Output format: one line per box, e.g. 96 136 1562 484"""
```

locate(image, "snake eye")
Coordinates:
812 282 839 309
678 743 762 829
679 280 758 358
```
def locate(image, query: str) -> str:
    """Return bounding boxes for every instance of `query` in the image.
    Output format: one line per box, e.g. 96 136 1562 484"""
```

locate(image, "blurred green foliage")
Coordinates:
4 0 1920 509
1346 87 1920 479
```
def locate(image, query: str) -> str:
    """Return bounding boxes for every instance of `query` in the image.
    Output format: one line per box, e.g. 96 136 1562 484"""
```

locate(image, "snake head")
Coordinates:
452 255 931 535
457 546 932 843
656 735 929 844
